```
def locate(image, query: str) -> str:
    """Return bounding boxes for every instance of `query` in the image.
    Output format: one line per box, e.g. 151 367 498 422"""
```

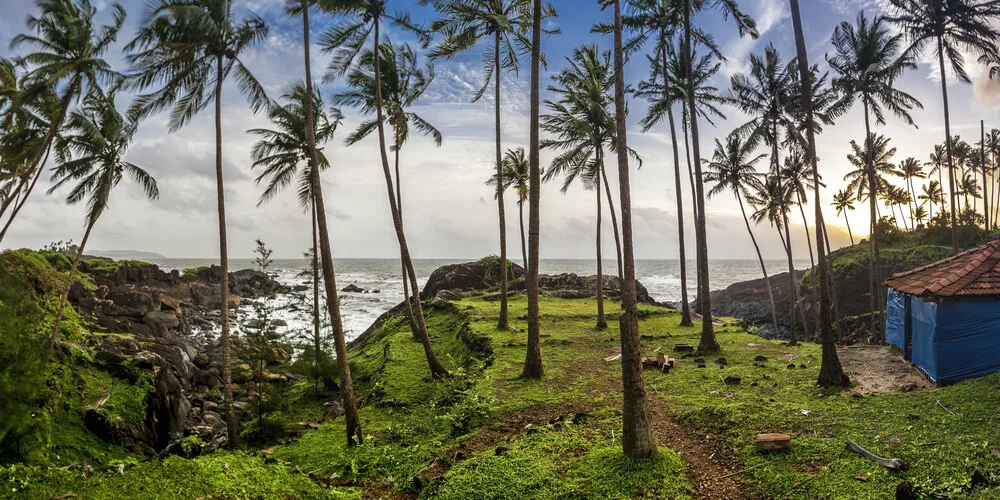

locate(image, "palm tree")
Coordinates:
611 0 657 459
919 180 945 220
828 11 921 340
898 156 925 225
319 0 449 378
682 0 758 353
704 133 778 336
887 0 1000 252
832 188 856 244
247 77 362 445
425 0 555 331
788 0 847 387
959 173 982 210
541 44 639 330
522 0 544 379
47 95 159 356
486 148 530 268
333 39 441 343
292 0 364 443
126 0 271 447
926 144 947 215
914 204 929 226
1 0 125 244
729 44 802 345
782 152 818 269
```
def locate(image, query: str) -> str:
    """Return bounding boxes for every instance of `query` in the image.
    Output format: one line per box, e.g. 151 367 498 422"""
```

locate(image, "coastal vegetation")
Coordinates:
5 0 1000 498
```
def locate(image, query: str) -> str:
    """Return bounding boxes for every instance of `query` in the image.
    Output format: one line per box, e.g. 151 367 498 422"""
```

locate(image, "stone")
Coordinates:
753 355 768 362
715 358 728 366
159 294 182 313
341 284 365 293
231 363 253 384
144 311 180 329
193 353 210 369
270 319 287 327
133 351 163 368
325 400 345 419
755 433 791 452
724 374 742 385
435 289 463 302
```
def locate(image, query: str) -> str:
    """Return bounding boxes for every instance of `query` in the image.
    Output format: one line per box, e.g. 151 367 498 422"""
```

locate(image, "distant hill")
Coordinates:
88 249 167 260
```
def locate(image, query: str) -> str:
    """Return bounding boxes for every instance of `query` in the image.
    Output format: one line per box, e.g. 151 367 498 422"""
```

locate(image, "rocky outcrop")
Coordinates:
64 259 292 456
420 261 526 299
703 271 805 339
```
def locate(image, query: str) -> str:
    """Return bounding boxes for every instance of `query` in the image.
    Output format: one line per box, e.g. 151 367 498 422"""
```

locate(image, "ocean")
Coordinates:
148 258 810 342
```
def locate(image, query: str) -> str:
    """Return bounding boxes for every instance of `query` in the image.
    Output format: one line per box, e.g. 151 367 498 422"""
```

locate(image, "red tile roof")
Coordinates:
886 239 1000 297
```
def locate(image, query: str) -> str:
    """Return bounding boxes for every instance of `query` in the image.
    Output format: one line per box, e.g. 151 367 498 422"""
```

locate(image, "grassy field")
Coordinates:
6 293 1000 499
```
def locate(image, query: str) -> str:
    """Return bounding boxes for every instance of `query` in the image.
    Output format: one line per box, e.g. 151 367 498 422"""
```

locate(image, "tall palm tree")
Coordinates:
424 0 555 331
47 95 159 355
246 76 362 445
682 0 757 353
729 44 802 344
291 0 364 443
914 204 929 226
486 148 530 268
926 144 947 215
828 11 920 339
522 0 544 379
898 156 925 225
541 44 639 330
1 0 125 244
919 180 945 220
319 0 449 378
788 0 847 386
832 188 856 244
959 173 981 210
704 133 778 336
782 152 818 269
611 0 657 459
887 0 1000 252
333 39 441 343
126 0 271 447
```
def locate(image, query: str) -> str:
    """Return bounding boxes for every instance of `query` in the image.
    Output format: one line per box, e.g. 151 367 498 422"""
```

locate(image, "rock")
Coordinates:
435 289 463 302
133 351 163 369
159 294 182 313
431 296 450 309
231 364 252 384
144 311 180 329
325 400 345 419
104 285 159 318
755 433 791 452
724 374 742 385
193 369 222 388
508 272 656 304
202 401 218 412
292 285 309 292
421 261 525 299
193 353 210 369
341 284 365 293
715 358 728 366
753 355 768 362
270 319 287 327
149 369 191 450
263 372 288 383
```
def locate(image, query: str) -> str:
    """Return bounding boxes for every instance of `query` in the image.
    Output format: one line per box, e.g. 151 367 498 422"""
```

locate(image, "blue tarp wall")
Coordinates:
886 287 1000 382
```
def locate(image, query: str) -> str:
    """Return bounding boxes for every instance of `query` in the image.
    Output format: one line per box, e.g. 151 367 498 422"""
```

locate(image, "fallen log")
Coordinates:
846 439 908 470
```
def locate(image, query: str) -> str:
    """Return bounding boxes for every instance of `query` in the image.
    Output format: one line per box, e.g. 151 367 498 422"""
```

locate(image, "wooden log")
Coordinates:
660 363 671 374
755 433 792 452
674 343 694 352
642 357 659 369
656 353 666 369
667 358 676 368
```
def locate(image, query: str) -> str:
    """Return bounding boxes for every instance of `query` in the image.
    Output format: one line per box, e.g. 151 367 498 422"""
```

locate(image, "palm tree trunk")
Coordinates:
844 213 854 245
522 0 544 380
301 1 363 445
599 166 624 280
213 55 239 449
862 100 883 342
595 151 607 330
661 34 692 327
373 19 448 378
0 147 49 244
49 217 96 357
683 0 716 352
395 145 420 342
937 35 958 254
494 31 510 331
519 199 527 270
312 200 322 396
982 120 988 230
797 194 815 268
820 216 844 341
737 194 778 336
681 113 702 314
613 0 657 458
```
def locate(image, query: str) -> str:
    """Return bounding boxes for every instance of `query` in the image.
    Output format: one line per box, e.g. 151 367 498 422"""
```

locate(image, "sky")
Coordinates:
2 0 1000 260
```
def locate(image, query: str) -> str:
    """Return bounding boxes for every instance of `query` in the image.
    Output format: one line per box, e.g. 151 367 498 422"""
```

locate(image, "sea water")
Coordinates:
149 258 810 342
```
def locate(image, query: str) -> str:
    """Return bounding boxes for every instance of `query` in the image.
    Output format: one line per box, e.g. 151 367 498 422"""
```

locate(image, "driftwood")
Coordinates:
846 439 908 470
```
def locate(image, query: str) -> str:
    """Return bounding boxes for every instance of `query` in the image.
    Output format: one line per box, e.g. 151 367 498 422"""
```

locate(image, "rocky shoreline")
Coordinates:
63 258 658 457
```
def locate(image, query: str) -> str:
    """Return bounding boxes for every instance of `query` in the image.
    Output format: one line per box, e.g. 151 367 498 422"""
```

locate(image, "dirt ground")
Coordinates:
837 346 933 395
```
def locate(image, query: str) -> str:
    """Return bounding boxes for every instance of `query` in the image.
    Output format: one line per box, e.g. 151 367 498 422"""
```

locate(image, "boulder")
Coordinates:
420 260 526 299
341 284 365 293
144 311 180 330
104 285 159 318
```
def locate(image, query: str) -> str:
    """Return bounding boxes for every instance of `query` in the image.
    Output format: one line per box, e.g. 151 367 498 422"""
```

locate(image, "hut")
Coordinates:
884 239 1000 383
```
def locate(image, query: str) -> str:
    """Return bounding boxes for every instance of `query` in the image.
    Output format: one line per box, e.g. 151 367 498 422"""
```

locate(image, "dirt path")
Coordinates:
648 398 756 500
837 346 932 394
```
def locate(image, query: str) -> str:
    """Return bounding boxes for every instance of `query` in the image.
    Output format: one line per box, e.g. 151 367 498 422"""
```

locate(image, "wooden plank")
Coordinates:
755 433 791 452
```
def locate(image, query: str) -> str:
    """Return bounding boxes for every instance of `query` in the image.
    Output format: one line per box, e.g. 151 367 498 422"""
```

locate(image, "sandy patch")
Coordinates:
837 346 932 395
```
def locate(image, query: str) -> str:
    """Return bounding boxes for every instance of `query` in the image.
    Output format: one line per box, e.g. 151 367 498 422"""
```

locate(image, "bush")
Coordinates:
478 255 515 284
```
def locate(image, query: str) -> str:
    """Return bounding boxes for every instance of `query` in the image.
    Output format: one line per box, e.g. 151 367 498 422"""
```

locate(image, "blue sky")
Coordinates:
1 0 998 260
